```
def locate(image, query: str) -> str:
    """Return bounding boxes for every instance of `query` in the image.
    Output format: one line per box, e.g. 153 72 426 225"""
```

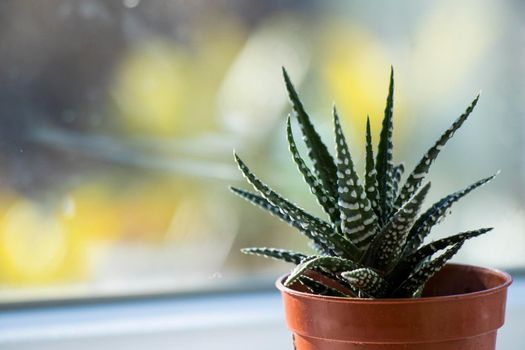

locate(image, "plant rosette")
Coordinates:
232 67 512 349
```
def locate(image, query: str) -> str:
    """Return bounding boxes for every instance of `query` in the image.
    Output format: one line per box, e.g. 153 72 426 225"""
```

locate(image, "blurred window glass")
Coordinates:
0 0 523 303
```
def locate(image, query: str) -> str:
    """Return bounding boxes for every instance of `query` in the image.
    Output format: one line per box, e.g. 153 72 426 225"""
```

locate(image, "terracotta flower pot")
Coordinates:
276 263 512 350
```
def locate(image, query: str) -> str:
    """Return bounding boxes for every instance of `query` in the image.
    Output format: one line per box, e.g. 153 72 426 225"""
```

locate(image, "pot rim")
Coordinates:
276 263 512 304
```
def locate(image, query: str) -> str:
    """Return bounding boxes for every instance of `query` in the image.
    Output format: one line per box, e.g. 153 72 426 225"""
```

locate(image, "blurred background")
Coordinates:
0 0 523 304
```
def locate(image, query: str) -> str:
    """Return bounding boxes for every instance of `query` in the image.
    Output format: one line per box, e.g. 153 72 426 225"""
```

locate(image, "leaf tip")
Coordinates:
332 104 339 119
282 66 291 84
341 272 356 282
283 276 294 287
232 151 244 167
471 93 481 107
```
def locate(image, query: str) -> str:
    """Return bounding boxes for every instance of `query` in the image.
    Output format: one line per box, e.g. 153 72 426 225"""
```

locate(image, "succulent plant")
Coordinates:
232 67 496 298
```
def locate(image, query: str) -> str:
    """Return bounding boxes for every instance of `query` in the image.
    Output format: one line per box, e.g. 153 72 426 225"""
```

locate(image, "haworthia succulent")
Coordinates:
282 68 338 199
365 116 381 219
241 247 308 265
376 67 395 216
394 94 481 210
403 173 497 256
286 116 339 224
333 108 378 250
297 276 349 297
342 268 390 297
236 67 495 299
393 242 463 297
284 256 361 287
365 183 431 272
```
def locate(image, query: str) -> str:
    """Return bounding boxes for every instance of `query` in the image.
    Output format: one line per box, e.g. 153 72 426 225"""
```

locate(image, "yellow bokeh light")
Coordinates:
0 199 87 285
60 182 121 242
111 40 188 135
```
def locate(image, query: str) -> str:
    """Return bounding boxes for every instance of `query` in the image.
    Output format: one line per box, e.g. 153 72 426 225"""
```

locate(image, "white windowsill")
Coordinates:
1 279 524 350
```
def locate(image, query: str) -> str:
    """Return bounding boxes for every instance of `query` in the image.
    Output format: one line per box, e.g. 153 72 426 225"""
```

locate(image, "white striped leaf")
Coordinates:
342 268 390 297
297 275 349 297
234 153 360 258
389 228 492 282
406 228 491 266
404 173 496 255
334 108 378 250
392 242 463 297
286 116 339 224
284 256 361 287
365 183 431 272
364 116 381 220
390 163 405 204
394 94 480 210
376 67 395 216
241 247 308 265
282 68 338 199
231 187 329 255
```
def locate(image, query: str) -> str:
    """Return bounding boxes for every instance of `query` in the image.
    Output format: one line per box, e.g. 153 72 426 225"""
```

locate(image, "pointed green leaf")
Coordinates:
231 187 298 228
334 108 378 250
234 153 360 258
365 183 431 272
376 67 395 216
389 228 492 283
297 275 349 297
317 270 361 297
284 256 361 287
407 228 491 266
286 116 339 224
365 116 381 219
392 242 463 297
232 187 329 253
330 235 364 259
404 173 496 255
282 68 338 199
241 247 308 265
231 188 356 257
342 268 390 297
394 94 480 210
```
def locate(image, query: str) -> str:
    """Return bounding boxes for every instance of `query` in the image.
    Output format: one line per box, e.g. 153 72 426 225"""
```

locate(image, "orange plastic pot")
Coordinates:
276 263 512 350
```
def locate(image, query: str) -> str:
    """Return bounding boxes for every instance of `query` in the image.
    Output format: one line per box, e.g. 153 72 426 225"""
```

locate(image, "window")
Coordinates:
0 0 523 305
